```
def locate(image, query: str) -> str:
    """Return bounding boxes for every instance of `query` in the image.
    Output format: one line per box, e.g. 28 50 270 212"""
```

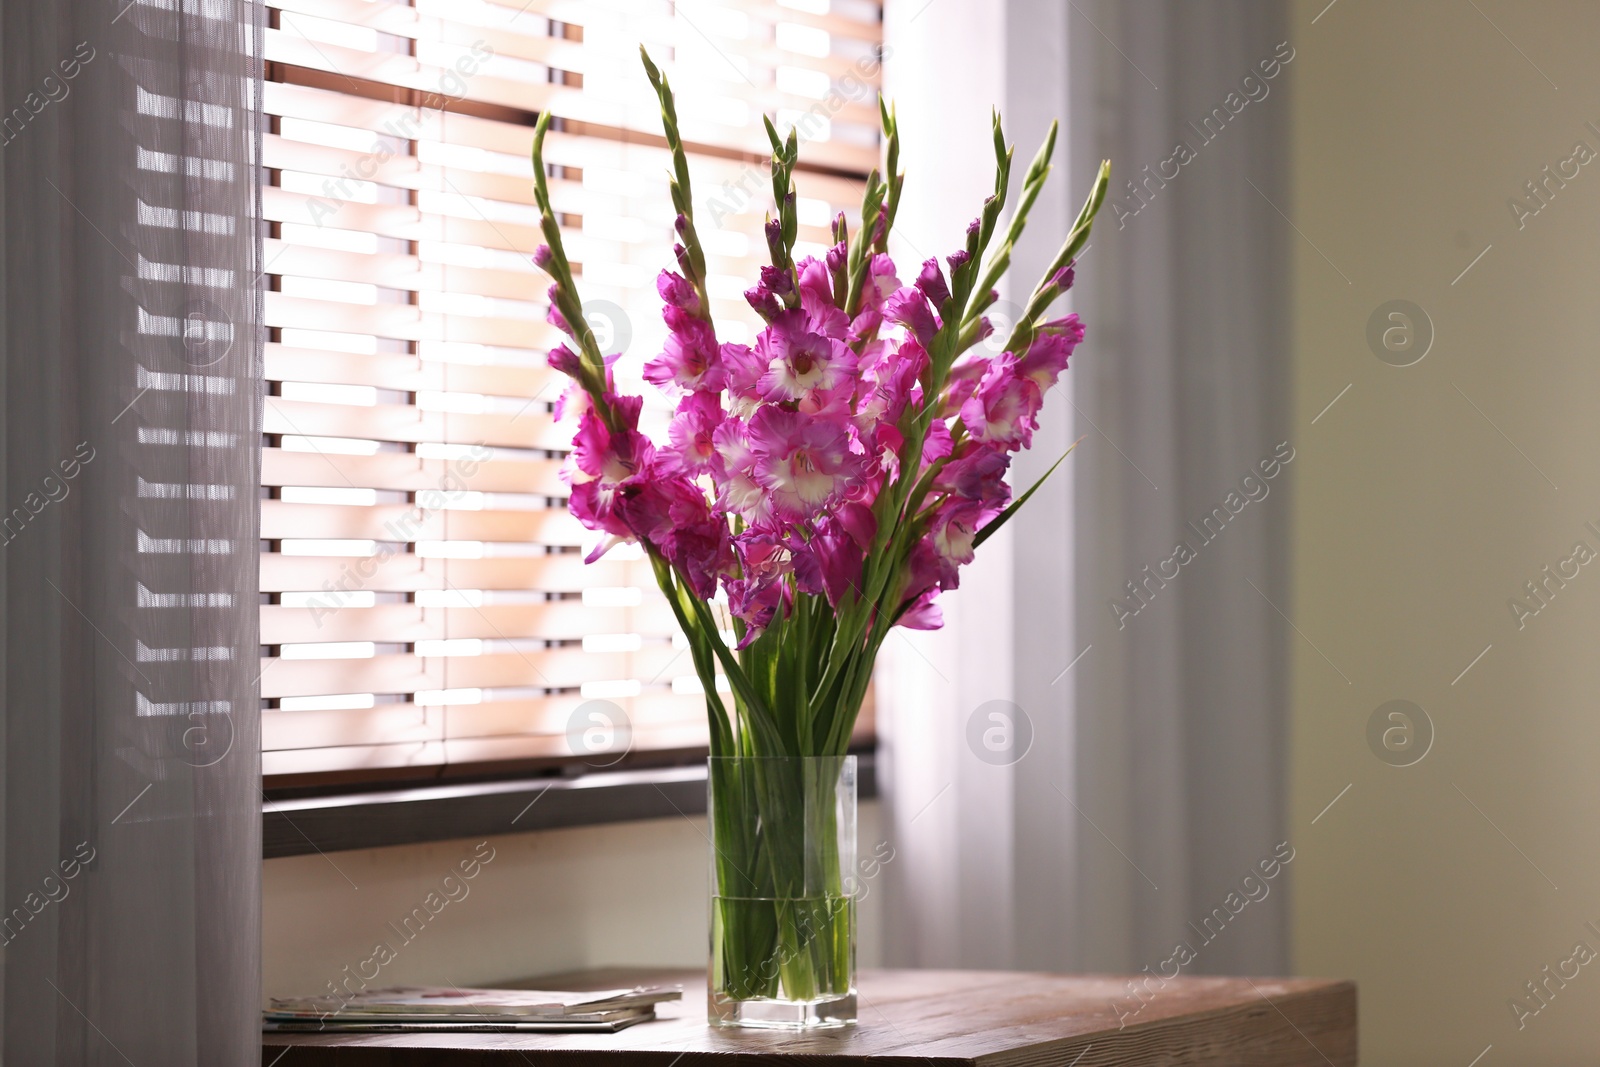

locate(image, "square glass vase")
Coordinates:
707 754 857 1029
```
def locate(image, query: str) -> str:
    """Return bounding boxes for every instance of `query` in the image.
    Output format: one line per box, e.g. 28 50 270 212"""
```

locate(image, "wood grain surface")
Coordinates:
262 966 1356 1066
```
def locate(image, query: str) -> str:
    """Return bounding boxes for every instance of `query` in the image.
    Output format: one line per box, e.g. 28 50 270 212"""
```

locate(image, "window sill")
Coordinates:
263 750 878 858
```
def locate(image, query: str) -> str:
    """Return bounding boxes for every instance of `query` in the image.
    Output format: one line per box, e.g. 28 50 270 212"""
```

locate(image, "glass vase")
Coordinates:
707 755 857 1029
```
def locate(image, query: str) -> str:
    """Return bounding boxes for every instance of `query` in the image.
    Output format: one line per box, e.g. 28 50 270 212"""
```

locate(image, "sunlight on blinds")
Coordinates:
260 0 883 784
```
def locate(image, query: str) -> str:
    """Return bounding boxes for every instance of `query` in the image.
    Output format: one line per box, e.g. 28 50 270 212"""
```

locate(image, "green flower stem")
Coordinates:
640 47 715 323
999 159 1111 355
873 97 903 256
711 755 852 1004
965 120 1059 328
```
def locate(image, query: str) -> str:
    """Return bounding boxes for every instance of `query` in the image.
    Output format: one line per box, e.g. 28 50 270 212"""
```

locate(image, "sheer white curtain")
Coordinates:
0 0 263 1062
880 0 1291 977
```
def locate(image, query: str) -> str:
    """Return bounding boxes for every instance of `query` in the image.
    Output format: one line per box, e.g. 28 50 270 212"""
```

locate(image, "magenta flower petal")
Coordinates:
959 351 1043 450
896 590 944 630
656 269 701 314
660 393 726 478
644 314 725 396
1016 315 1084 391
754 308 857 405
883 286 938 347
915 257 950 308
748 406 862 520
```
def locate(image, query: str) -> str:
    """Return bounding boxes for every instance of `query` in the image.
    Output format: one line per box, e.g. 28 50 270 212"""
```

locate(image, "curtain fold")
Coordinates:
1 0 263 1062
879 0 1291 978
1066 0 1293 978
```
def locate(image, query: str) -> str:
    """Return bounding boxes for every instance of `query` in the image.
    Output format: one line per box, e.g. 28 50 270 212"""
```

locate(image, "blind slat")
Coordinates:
260 602 677 646
263 0 881 784
260 645 682 699
264 346 554 396
260 553 647 593
264 397 573 450
263 447 566 494
262 501 582 545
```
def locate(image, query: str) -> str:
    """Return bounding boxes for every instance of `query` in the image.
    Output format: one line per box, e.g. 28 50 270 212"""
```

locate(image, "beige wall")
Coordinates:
263 802 883 1003
1289 2 1600 1064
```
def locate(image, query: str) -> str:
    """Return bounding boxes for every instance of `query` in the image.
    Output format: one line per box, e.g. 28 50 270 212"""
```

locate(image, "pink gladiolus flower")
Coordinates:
915 257 950 308
568 482 633 557
719 342 766 405
759 263 794 301
756 309 856 404
935 445 1012 512
547 342 582 377
649 484 734 599
793 257 851 339
835 500 876 550
826 241 848 286
960 352 1043 450
921 419 954 469
528 105 1108 656
727 535 793 643
930 500 983 571
661 393 725 478
663 521 730 599
552 379 589 423
855 338 924 432
566 405 657 560
748 406 863 520
657 269 701 314
571 409 651 485
901 538 943 603
897 589 943 630
940 351 988 416
883 286 938 347
711 418 772 524
745 283 781 321
549 351 624 422
644 309 724 395
545 286 573 336
796 258 835 314
848 254 901 341
1016 314 1084 391
790 521 863 608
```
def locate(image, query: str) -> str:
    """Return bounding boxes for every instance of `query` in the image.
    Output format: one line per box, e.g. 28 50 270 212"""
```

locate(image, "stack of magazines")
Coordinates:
264 985 682 1033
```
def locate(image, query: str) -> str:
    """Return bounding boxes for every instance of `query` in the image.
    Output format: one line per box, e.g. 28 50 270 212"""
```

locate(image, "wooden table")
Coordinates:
262 966 1356 1065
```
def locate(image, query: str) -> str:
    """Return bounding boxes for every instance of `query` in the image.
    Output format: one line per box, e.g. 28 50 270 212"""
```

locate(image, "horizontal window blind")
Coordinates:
261 0 883 785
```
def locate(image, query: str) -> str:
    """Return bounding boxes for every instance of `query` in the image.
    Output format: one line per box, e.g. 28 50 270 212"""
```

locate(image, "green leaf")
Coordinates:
972 438 1082 548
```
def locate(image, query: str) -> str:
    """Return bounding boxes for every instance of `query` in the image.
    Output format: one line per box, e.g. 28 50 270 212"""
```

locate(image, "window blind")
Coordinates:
260 0 883 785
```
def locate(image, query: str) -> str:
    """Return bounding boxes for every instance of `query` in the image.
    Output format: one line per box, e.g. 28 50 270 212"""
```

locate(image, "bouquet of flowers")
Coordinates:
530 49 1109 1023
